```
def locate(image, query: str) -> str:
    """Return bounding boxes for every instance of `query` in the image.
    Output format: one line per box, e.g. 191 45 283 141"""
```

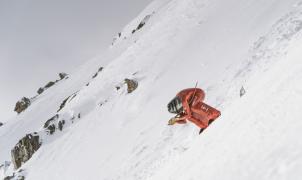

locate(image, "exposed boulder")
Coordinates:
37 87 44 95
0 122 3 126
11 133 41 169
125 79 138 93
59 72 68 80
44 81 55 89
98 67 104 72
14 97 31 114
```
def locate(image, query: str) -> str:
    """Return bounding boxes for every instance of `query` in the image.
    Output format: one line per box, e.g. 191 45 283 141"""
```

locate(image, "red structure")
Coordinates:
167 88 221 132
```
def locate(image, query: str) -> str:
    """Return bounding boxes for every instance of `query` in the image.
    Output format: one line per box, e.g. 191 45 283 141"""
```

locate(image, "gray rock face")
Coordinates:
11 133 41 169
14 97 31 114
125 79 138 93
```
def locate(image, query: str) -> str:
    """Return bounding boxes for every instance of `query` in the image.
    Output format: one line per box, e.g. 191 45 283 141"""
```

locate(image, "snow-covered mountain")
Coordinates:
1 0 302 179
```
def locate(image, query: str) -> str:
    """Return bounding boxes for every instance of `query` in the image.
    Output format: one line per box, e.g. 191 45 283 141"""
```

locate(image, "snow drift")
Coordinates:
1 0 302 179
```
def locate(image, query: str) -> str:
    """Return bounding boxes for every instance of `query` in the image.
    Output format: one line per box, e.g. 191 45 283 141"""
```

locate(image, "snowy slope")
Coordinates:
1 0 302 179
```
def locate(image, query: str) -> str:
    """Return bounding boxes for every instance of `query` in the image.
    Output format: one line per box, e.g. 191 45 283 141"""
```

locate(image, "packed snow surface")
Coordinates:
1 0 302 179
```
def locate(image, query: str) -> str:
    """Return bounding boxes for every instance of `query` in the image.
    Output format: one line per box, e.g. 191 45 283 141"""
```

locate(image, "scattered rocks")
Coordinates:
125 79 138 93
11 133 41 169
44 114 69 134
36 72 68 96
14 97 31 114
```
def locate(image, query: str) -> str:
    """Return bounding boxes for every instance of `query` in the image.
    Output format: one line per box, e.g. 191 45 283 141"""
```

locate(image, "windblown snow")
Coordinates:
1 0 302 179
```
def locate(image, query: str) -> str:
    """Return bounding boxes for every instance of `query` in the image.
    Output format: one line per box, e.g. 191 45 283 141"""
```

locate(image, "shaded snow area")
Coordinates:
1 0 302 179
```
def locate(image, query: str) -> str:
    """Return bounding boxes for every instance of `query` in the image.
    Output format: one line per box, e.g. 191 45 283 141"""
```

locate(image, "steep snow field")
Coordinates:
1 0 302 179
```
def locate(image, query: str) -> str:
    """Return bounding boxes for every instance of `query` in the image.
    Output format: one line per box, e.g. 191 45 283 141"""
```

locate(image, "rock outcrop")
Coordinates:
92 67 104 79
44 114 59 135
44 81 55 89
14 97 31 114
59 72 68 80
11 133 41 169
37 87 44 94
125 79 138 93
43 114 67 135
132 14 152 34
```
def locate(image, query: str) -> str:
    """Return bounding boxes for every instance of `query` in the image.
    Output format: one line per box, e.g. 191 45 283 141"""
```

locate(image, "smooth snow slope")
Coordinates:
1 0 302 179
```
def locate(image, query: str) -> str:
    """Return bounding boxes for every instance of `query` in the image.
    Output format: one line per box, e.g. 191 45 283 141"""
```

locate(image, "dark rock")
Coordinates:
4 174 25 180
92 72 98 79
37 87 44 95
44 81 55 89
116 86 121 91
14 97 31 114
125 79 138 93
4 175 14 180
57 97 70 112
132 15 151 34
0 122 3 126
44 114 59 128
118 32 121 37
69 93 77 102
78 113 81 119
11 133 41 169
98 67 103 72
59 72 68 79
58 120 65 131
240 86 246 97
136 22 145 31
47 124 56 135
